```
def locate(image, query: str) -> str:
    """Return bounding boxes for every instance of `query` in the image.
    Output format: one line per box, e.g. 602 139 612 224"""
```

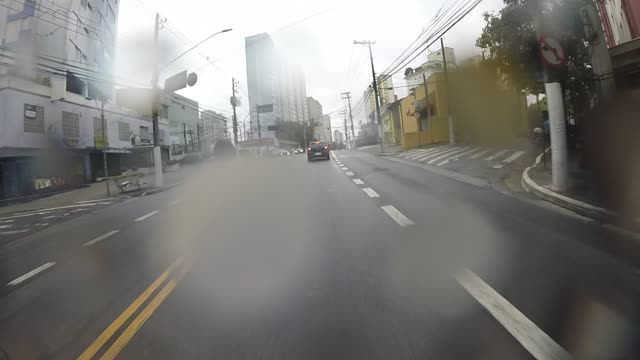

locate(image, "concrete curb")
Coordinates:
521 150 616 222
139 182 182 197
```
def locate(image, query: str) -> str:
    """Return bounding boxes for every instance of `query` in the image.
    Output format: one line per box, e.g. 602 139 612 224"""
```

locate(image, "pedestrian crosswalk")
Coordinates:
397 144 528 169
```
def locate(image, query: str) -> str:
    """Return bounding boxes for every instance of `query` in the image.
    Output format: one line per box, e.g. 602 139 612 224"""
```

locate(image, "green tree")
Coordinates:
476 0 595 111
275 120 317 147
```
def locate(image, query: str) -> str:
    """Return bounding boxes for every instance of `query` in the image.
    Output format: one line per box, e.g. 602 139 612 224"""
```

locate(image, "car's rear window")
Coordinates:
309 143 327 149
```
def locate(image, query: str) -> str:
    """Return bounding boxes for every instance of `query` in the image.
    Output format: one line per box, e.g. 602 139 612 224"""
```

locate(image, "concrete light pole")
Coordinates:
354 40 383 154
150 13 232 186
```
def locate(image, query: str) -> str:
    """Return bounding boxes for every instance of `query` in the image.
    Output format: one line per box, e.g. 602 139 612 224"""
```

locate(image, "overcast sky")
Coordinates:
115 0 504 133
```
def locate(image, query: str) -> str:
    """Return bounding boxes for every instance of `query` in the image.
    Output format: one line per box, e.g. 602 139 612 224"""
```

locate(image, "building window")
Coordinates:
139 126 150 141
5 21 21 44
24 104 44 133
159 129 165 144
93 117 106 136
62 111 80 138
118 122 130 141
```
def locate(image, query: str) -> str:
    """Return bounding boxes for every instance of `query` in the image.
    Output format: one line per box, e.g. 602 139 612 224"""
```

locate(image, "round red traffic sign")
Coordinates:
538 35 566 67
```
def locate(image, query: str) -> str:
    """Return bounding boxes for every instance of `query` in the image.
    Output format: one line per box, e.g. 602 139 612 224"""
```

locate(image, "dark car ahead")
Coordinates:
307 142 330 161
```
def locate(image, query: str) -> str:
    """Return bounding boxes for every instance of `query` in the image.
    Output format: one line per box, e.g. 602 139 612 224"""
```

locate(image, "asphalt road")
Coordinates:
1 150 640 359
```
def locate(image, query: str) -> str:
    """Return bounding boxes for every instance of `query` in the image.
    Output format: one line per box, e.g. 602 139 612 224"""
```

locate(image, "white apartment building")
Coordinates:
0 75 169 199
0 0 119 98
333 129 344 145
363 75 395 122
277 62 308 123
245 33 310 140
316 114 332 143
405 47 457 90
306 96 322 123
0 1 177 199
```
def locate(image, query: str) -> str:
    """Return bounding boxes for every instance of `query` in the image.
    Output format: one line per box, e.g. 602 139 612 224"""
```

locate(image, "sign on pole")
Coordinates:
257 104 273 113
538 35 566 67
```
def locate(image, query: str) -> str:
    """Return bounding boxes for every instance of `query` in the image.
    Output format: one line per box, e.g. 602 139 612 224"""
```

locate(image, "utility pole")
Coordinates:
440 38 454 145
341 92 355 148
341 109 349 149
231 78 239 144
529 0 568 191
196 123 201 152
183 123 188 153
304 106 311 148
151 13 163 186
99 99 110 196
354 40 383 153
256 108 262 139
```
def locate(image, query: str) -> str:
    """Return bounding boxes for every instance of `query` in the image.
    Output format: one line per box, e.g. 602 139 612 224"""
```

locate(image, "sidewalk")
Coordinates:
0 167 188 215
381 140 537 191
521 150 622 224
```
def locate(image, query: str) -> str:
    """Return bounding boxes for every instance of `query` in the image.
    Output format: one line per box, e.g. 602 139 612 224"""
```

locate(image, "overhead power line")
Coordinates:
10 0 107 36
0 3 99 41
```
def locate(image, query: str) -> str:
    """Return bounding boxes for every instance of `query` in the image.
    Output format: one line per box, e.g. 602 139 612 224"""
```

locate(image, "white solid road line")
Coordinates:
428 146 471 164
413 147 453 161
413 147 449 161
437 147 481 166
7 262 56 286
353 179 364 185
456 269 573 360
502 150 526 163
484 149 508 161
345 171 354 176
380 205 415 227
406 150 431 159
362 188 380 198
76 198 112 204
134 210 159 222
419 146 463 163
469 148 491 159
83 230 120 247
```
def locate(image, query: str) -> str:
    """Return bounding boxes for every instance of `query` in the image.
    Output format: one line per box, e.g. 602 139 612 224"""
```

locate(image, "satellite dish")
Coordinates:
187 72 198 87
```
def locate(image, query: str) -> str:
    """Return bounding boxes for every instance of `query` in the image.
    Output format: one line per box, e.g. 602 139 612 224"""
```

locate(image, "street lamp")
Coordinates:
162 28 233 71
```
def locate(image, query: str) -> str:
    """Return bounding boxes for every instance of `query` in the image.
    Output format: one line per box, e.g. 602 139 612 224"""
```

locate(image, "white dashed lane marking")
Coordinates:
380 205 414 227
353 179 364 185
345 171 354 176
134 211 159 222
7 262 56 286
456 269 573 360
362 188 380 198
83 230 120 247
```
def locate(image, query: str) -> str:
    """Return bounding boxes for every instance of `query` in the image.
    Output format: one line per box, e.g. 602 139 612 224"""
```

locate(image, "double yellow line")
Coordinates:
78 256 190 360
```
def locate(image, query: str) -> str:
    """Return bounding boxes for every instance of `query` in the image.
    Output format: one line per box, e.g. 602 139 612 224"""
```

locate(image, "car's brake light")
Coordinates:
307 147 311 151
324 146 328 149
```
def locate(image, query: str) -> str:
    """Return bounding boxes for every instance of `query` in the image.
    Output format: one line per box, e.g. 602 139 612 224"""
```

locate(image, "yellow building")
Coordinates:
397 67 528 150
398 72 450 150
